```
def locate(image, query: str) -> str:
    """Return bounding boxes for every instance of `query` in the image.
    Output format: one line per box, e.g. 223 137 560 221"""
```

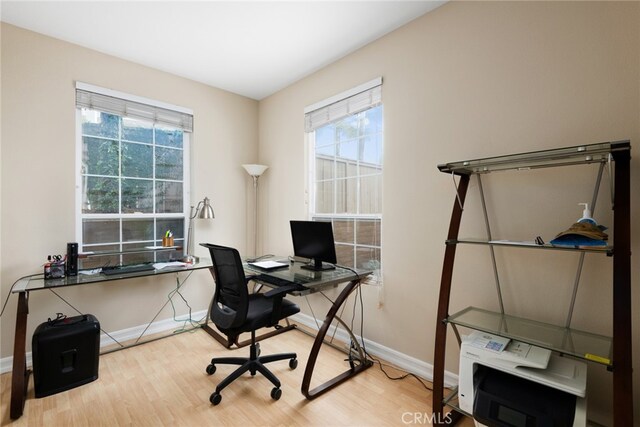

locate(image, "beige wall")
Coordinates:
0 23 258 357
1 1 639 423
258 1 640 423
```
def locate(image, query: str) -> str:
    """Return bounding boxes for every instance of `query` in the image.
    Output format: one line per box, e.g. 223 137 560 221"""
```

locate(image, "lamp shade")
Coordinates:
242 164 268 177
198 197 215 219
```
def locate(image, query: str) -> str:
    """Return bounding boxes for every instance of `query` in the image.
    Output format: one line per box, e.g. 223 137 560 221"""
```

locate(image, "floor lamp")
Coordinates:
184 196 215 263
242 164 268 260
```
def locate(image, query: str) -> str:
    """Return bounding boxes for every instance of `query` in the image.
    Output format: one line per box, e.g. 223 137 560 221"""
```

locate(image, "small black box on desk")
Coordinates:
32 314 100 398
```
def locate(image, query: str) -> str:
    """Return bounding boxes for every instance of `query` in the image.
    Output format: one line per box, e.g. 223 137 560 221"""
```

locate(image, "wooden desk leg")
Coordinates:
301 279 373 399
10 291 30 420
201 323 236 348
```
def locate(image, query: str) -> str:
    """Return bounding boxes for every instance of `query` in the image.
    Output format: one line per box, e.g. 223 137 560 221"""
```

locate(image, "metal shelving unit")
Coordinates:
431 141 632 425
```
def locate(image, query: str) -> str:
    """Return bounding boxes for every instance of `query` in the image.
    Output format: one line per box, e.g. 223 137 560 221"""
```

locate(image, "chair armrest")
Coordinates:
263 284 299 298
262 285 300 326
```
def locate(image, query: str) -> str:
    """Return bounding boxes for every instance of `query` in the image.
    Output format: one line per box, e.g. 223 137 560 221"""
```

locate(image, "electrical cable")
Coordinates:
168 272 206 332
350 285 359 337
305 263 429 392
367 355 433 392
337 265 367 356
282 261 429 393
134 270 197 343
3 262 204 351
349 279 433 392
168 281 193 332
324 290 349 345
357 280 367 356
336 264 361 281
336 265 431 392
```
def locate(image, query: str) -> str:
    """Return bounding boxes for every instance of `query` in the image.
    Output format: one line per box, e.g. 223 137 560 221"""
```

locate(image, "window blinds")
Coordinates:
75 82 194 132
304 77 382 133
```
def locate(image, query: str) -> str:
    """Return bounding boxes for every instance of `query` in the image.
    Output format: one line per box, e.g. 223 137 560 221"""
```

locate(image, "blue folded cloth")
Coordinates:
550 221 608 248
550 236 607 247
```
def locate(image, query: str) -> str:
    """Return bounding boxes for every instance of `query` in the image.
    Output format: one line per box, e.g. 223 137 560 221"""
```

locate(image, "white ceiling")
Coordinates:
1 1 445 100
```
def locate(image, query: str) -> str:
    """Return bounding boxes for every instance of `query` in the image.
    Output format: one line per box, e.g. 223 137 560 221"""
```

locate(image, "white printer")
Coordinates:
459 331 587 427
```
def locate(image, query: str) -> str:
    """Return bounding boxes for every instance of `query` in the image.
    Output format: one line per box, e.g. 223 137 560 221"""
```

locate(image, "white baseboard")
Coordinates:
0 310 208 374
290 312 459 388
1 310 458 389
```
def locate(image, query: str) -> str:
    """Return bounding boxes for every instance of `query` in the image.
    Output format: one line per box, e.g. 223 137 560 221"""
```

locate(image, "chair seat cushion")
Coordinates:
220 294 300 335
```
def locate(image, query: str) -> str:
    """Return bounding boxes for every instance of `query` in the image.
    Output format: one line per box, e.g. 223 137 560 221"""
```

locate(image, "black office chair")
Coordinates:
200 243 300 405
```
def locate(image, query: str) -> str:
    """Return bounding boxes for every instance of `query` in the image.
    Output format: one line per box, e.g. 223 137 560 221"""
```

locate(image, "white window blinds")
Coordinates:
304 77 382 133
75 82 193 132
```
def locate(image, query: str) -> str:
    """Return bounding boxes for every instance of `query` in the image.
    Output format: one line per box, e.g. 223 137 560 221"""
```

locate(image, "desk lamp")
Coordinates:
242 164 268 260
184 196 215 262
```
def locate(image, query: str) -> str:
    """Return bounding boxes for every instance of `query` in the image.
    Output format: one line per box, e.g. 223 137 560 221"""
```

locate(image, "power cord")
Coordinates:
367 354 434 392
299 263 430 393
338 265 433 393
168 272 207 332
335 264 361 282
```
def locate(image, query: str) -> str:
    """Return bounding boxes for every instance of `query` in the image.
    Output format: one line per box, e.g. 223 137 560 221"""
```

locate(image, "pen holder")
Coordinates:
162 236 174 247
44 261 66 279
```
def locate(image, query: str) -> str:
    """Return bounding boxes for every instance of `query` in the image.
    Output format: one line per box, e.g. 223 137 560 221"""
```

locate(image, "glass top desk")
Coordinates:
200 256 374 401
253 259 374 400
12 259 213 293
245 258 372 294
9 258 213 420
10 256 371 418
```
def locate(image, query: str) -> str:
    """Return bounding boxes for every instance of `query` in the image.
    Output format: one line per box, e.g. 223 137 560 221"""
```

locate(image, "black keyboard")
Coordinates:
102 263 155 276
251 274 308 291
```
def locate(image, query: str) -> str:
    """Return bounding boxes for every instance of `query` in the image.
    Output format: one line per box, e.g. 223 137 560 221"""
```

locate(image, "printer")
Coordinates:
459 331 587 427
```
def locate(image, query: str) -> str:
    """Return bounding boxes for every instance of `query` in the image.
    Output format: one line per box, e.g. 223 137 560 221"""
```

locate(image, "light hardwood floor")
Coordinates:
1 327 473 426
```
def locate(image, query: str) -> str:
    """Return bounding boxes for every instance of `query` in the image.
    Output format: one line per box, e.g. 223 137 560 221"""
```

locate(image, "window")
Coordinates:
305 79 383 282
75 83 193 267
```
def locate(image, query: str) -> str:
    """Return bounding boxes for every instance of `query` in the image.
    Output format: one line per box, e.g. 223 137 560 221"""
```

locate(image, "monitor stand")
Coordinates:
301 259 336 271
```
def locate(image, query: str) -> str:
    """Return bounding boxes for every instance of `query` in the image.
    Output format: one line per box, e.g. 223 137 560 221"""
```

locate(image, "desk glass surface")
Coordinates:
244 258 372 294
13 258 213 293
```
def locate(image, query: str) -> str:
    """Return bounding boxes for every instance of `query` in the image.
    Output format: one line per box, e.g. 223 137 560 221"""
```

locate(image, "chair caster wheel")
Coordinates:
210 392 222 405
289 358 298 369
206 364 216 375
271 387 282 401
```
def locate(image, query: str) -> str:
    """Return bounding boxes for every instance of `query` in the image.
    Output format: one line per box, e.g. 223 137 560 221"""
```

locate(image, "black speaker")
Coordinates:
66 242 78 276
32 314 100 397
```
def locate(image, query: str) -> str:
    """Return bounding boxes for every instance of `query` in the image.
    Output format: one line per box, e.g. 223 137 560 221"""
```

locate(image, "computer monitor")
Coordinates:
290 220 337 271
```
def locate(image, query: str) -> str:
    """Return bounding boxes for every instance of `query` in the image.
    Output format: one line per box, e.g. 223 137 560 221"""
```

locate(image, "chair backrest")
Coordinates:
200 243 249 331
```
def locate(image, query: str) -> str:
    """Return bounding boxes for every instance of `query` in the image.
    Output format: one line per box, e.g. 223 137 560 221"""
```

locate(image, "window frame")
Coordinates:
305 86 383 284
74 92 192 263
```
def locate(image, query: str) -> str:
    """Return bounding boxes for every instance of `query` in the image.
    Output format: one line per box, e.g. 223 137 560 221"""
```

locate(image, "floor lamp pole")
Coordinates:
252 175 259 258
242 164 268 259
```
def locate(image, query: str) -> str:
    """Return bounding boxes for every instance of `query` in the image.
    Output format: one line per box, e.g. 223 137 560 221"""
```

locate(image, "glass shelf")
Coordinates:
447 238 613 255
447 306 613 366
442 387 471 418
438 140 630 175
